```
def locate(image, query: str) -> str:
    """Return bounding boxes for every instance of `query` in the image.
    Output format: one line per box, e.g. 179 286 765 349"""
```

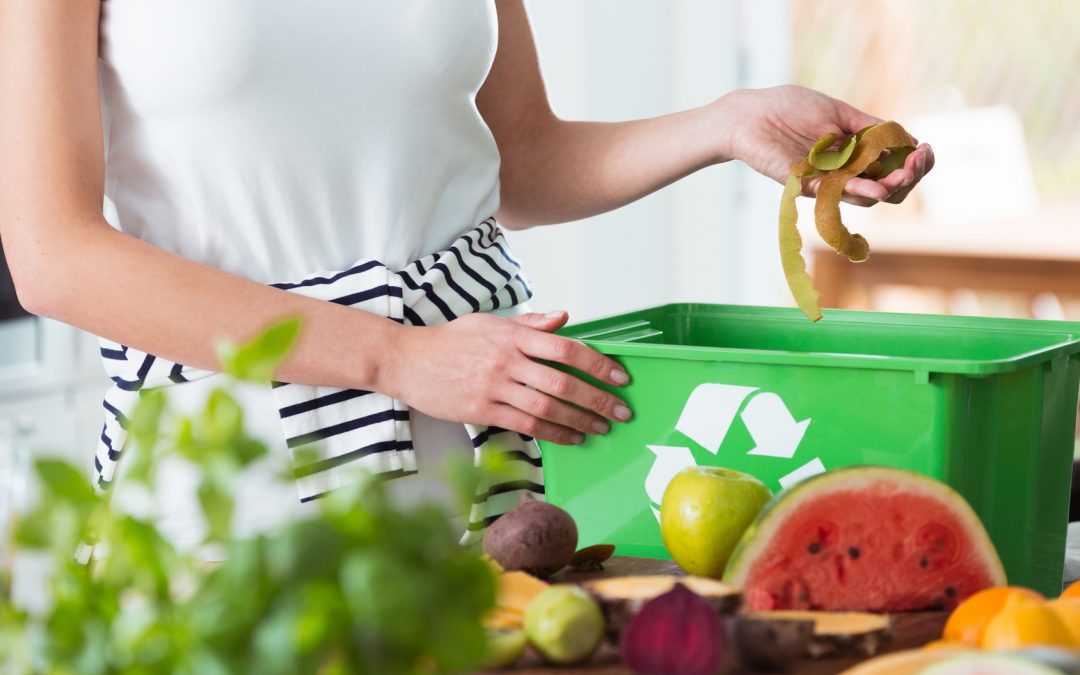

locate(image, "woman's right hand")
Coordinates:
381 310 633 445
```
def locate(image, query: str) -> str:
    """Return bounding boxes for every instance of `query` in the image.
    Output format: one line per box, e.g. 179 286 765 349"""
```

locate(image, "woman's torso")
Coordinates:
97 1 507 550
98 0 502 278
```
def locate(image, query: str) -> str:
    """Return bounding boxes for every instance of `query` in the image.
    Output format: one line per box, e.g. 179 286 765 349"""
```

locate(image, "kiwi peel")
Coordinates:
779 121 917 322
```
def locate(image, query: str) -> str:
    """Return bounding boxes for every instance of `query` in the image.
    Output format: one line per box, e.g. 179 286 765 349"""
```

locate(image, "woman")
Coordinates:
0 1 932 549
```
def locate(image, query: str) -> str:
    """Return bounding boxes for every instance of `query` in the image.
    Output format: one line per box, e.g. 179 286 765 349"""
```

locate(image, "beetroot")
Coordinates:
620 583 725 675
484 493 578 577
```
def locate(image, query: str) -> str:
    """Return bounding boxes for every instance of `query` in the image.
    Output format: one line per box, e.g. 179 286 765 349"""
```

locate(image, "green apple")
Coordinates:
524 585 604 664
660 466 771 578
482 628 527 669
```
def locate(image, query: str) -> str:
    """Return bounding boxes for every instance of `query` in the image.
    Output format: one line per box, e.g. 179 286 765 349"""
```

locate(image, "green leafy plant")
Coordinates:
1 319 497 674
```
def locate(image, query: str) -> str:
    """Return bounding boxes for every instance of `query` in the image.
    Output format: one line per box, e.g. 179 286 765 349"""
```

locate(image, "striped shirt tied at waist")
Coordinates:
95 218 543 543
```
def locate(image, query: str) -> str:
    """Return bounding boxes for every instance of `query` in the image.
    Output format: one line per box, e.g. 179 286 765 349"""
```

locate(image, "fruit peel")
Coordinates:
813 121 916 264
778 121 917 322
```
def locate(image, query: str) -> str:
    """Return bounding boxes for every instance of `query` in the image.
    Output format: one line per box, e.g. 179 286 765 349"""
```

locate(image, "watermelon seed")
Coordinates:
808 542 822 554
945 587 957 598
919 556 929 569
847 547 860 560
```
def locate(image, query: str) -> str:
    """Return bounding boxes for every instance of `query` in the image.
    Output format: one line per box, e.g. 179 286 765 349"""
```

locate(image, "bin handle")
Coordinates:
573 320 664 344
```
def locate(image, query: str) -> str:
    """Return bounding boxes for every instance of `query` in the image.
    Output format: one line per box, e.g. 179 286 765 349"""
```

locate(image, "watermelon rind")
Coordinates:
918 653 1060 675
722 466 1006 597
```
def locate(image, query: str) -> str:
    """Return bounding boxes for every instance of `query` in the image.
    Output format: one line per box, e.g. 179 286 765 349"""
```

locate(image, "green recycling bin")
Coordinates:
539 304 1080 596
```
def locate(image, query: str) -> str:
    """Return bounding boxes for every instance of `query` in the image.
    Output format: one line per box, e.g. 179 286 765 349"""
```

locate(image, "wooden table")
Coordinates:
489 557 948 675
809 217 1080 313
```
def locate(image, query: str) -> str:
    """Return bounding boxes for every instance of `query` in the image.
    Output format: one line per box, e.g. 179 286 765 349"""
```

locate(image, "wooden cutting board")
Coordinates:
487 556 949 675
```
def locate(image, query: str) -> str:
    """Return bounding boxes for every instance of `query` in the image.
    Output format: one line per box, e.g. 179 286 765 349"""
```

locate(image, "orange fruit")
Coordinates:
943 586 1045 645
1062 579 1080 600
980 595 1073 650
1046 598 1080 646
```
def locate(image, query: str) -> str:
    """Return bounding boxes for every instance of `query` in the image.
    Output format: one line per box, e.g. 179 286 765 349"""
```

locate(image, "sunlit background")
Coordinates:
517 0 1080 322
2 0 1080 501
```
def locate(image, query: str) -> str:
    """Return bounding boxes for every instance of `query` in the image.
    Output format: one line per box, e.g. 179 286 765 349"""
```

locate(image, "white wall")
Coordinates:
508 0 792 321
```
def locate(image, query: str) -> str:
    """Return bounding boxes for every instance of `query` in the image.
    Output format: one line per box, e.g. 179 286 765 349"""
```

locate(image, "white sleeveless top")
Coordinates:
97 0 510 551
98 0 501 278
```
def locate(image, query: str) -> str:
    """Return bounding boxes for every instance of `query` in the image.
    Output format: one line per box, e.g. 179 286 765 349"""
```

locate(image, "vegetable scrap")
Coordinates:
779 121 917 322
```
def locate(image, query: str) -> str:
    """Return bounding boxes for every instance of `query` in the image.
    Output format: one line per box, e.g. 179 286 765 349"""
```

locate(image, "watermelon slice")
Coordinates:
723 467 1006 613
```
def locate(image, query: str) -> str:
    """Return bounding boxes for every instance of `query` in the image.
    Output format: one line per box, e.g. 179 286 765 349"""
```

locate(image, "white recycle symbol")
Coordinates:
646 384 826 521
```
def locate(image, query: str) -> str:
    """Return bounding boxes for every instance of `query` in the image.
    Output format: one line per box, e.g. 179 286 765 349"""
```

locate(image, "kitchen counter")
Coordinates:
487 556 948 675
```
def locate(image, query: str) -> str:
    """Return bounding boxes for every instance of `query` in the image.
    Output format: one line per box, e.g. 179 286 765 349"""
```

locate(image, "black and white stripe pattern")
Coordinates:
95 219 544 544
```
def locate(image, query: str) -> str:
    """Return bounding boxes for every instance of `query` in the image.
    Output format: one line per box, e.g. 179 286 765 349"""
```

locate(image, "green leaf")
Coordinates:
185 648 232 675
204 389 244 448
252 594 300 674
14 505 54 548
126 390 167 486
442 454 481 514
231 437 268 467
130 389 167 460
197 481 234 544
292 582 346 653
216 318 301 383
34 458 98 506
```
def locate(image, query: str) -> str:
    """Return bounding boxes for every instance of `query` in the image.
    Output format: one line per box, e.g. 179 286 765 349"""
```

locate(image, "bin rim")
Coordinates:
562 303 1080 377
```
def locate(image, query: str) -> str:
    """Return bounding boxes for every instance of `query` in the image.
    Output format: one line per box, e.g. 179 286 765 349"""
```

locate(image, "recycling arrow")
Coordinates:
646 382 823 520
644 444 697 522
741 392 811 459
675 383 756 454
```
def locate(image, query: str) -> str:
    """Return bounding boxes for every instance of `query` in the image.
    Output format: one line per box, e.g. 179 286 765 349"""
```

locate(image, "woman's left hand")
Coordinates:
716 85 935 207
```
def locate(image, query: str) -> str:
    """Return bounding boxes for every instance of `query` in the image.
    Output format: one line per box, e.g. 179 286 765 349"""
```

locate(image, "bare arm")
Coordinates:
479 0 934 229
0 0 630 445
0 0 401 389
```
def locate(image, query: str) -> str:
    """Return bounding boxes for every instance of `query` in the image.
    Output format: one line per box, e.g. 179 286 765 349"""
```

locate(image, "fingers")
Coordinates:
509 310 569 333
920 143 936 173
488 403 584 446
834 99 883 135
839 143 934 207
500 384 610 437
514 329 630 387
842 177 889 202
805 173 881 207
883 143 932 205
513 359 632 423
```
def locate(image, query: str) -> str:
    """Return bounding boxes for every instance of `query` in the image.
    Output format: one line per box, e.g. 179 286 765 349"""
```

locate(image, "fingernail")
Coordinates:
916 156 926 173
610 369 630 385
614 405 632 421
545 310 565 318
900 175 914 188
592 421 610 435
570 433 585 445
